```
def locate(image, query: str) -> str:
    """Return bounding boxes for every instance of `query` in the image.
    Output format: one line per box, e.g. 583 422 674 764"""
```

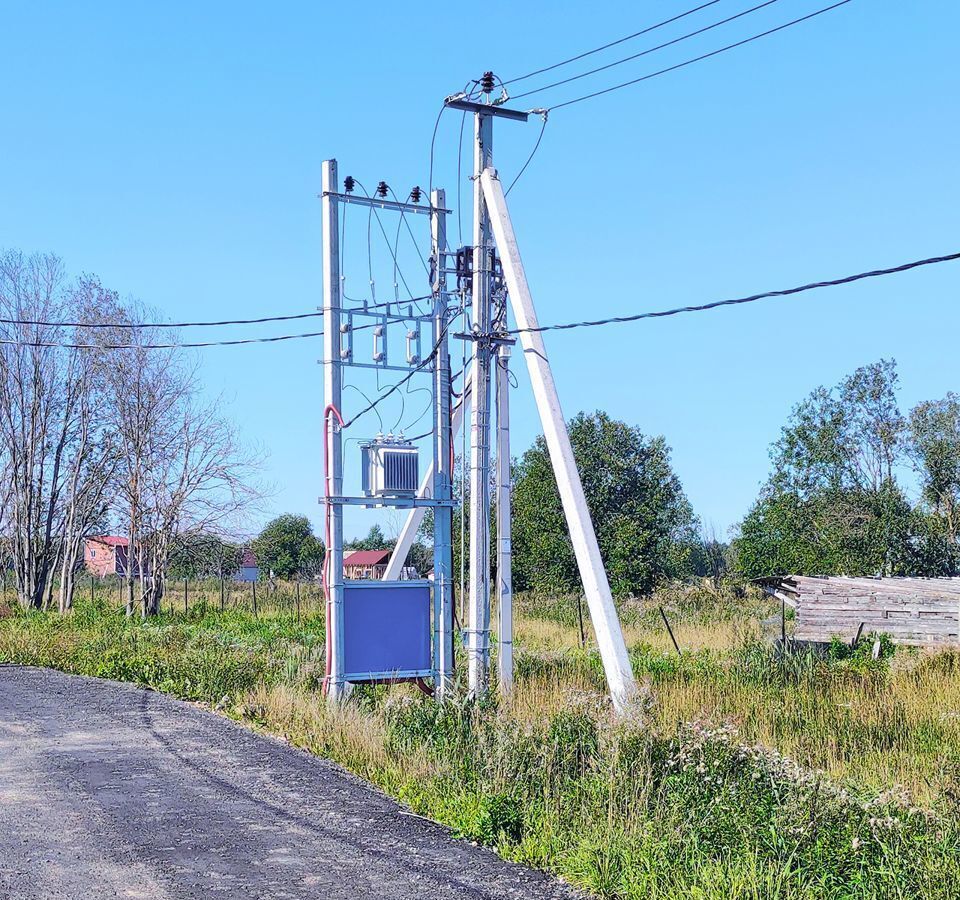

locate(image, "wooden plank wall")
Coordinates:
782 576 960 647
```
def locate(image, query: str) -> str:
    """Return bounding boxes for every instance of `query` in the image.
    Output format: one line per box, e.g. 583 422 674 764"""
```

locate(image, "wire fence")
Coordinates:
0 568 327 621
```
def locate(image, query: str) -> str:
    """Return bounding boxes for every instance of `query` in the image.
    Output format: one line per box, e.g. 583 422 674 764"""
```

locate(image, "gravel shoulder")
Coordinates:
0 665 580 900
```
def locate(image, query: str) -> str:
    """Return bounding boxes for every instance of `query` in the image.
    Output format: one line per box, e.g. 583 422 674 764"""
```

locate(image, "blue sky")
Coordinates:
2 1 957 541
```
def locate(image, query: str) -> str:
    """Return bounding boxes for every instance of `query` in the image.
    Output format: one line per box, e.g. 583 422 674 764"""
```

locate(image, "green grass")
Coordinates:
1 583 959 898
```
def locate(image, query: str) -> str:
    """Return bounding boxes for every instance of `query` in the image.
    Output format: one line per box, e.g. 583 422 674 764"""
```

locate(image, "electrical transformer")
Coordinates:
360 435 419 498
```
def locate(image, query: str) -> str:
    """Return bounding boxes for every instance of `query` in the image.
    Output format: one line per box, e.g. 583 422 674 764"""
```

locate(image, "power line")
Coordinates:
0 310 324 329
0 297 434 331
341 318 453 429
501 0 725 87
504 115 549 197
0 330 326 350
507 251 960 335
7 249 955 349
546 0 854 112
511 0 785 102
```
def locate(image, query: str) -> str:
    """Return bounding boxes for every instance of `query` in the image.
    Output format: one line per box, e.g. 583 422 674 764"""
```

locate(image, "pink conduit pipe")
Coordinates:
321 403 345 696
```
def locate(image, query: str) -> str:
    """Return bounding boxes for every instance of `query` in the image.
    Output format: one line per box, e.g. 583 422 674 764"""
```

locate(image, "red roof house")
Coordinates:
84 536 132 577
343 549 391 580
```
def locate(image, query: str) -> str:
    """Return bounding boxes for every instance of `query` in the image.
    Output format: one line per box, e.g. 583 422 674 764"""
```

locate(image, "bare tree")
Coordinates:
55 278 121 611
0 251 88 608
106 316 258 617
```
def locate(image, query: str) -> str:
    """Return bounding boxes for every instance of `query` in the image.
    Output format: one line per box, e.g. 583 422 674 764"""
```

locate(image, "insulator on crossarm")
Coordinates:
376 181 389 198
344 175 355 193
410 185 422 204
480 71 496 94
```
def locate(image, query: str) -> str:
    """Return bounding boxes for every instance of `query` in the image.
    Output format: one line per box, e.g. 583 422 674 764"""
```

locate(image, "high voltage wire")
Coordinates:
3 251 955 349
544 0 854 112
501 0 726 87
510 0 786 102
507 252 960 335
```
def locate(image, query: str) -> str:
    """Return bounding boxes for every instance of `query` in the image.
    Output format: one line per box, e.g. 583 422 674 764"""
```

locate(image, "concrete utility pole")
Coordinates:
480 167 637 713
467 109 494 696
321 159 346 701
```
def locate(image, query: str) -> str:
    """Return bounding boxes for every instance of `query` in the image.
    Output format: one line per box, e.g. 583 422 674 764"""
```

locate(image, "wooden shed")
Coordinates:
765 576 960 647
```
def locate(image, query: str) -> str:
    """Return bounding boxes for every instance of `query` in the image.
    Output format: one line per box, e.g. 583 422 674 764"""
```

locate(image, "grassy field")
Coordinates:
2 580 959 898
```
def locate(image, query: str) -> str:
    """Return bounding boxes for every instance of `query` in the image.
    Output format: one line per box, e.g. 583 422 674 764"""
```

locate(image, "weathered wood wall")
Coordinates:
774 576 960 647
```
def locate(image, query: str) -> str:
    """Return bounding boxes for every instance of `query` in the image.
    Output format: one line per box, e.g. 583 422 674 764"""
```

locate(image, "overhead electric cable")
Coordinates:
341 319 453 429
353 179 421 306
0 295 434 330
7 249 955 349
510 0 785 102
545 0 854 111
0 310 324 329
507 252 960 334
505 115 549 196
0 330 326 350
501 0 725 86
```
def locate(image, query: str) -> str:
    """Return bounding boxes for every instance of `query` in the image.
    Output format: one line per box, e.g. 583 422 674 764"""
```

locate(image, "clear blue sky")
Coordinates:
2 1 957 542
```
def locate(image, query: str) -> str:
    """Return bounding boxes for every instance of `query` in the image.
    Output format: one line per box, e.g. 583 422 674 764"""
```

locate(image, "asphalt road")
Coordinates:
0 666 579 900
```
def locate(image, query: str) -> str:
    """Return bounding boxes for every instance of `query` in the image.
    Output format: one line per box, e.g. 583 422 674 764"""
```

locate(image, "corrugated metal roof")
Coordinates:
343 549 391 566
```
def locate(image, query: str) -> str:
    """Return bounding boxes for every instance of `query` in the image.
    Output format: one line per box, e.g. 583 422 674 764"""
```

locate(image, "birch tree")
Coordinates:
0 251 87 608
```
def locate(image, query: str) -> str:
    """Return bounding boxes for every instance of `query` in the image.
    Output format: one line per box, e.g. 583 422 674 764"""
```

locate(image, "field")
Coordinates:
2 579 959 898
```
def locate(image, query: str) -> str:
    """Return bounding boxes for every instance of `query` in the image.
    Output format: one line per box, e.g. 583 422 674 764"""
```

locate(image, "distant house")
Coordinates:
235 548 260 583
84 536 132 577
343 549 391 580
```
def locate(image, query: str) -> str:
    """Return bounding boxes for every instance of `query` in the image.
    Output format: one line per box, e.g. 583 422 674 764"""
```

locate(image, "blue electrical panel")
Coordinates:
342 580 432 682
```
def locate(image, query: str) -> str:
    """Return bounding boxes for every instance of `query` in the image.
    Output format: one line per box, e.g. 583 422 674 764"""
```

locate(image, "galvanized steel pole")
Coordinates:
495 343 513 697
431 188 455 699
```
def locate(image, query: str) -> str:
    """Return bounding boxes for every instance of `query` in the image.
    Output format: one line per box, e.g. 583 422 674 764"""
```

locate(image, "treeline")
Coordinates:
0 250 257 615
732 359 960 578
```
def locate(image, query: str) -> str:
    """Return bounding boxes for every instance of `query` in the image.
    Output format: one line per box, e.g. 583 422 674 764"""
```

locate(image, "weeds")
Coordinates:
1 582 959 898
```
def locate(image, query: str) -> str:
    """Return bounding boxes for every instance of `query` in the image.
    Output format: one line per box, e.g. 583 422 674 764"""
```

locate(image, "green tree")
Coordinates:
346 524 389 551
909 393 960 541
253 514 323 580
734 360 955 578
511 411 699 597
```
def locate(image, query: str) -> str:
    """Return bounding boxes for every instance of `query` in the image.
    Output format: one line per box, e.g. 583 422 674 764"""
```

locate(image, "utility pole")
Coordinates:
480 167 637 713
431 187 455 699
322 158 346 702
466 108 494 696
495 342 513 697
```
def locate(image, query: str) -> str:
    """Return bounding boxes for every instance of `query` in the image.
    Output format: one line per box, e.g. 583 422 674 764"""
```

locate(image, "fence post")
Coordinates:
659 606 682 656
252 580 257 616
90 576 94 605
220 575 225 612
576 594 586 648
296 581 301 622
183 577 188 614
